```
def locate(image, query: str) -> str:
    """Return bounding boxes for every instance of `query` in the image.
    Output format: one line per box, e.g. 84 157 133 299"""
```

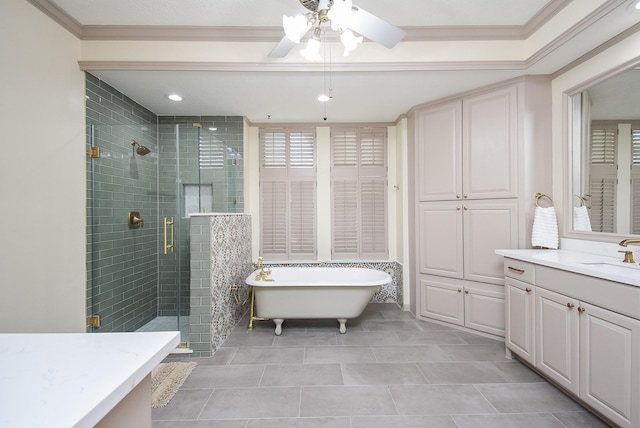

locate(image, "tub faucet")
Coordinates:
255 257 264 270
254 257 272 281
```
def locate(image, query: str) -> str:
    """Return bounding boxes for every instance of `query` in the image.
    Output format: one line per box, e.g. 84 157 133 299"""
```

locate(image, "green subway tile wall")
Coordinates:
85 73 159 332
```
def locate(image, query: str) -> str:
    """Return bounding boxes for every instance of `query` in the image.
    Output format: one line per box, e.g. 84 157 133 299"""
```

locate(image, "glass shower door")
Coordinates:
157 123 192 347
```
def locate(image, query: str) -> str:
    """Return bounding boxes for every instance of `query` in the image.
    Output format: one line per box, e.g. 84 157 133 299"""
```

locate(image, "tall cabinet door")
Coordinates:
579 302 640 428
419 276 465 326
536 287 580 395
418 202 463 278
416 101 462 201
462 86 518 199
463 201 518 284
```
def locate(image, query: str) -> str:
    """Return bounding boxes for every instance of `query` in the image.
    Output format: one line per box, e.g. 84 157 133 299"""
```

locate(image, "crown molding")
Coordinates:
78 60 527 73
524 0 629 70
27 0 82 38
28 0 572 42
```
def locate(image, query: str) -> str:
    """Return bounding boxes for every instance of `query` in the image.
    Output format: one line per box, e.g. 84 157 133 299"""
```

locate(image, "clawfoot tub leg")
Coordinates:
338 319 347 334
273 319 284 336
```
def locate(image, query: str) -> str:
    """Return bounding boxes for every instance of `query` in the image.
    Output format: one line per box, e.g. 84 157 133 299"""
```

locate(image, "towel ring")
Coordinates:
535 192 553 207
574 195 587 207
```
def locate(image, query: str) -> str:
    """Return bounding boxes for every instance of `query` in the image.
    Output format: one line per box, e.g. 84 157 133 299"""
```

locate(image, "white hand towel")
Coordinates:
573 206 592 232
531 206 559 249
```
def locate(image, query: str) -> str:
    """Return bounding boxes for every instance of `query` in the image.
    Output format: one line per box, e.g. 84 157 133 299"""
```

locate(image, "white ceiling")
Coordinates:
38 0 640 123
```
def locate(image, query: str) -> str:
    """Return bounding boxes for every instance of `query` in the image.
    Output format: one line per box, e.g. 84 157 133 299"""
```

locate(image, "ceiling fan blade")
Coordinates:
348 7 406 49
268 36 298 58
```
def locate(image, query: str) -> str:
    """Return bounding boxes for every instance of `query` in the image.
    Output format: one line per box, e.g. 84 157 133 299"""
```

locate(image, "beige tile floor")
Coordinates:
153 303 610 428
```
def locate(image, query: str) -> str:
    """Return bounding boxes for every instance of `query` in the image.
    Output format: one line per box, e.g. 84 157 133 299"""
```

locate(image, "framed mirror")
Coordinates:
569 64 640 237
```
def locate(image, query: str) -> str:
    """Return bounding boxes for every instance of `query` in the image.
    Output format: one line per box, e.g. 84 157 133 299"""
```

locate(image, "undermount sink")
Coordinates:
580 262 640 273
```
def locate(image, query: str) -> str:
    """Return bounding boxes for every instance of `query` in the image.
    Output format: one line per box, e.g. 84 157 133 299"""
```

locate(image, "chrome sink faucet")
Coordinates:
619 239 640 264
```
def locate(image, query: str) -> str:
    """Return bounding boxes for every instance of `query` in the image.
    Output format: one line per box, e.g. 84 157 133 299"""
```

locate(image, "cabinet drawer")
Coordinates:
504 258 535 283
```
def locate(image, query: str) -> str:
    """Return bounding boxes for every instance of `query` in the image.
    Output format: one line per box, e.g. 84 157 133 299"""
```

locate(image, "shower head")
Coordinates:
130 139 151 156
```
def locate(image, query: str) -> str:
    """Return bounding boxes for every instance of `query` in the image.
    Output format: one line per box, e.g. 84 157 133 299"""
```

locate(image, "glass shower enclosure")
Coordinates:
86 117 243 347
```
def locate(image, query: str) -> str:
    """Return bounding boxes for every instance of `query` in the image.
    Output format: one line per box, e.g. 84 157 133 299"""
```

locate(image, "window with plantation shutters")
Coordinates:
260 128 316 260
589 124 616 233
331 127 388 259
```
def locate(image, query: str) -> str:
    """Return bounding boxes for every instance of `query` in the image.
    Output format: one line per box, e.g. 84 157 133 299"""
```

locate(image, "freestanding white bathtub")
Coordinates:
245 267 392 335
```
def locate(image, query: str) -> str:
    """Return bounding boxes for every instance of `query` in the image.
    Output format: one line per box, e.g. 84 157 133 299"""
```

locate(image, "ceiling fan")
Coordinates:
268 0 406 59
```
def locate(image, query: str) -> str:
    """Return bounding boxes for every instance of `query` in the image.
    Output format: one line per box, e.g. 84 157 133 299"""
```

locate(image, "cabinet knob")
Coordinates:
456 194 461 199
578 307 585 313
463 206 468 211
465 290 469 294
567 303 575 309
456 206 461 211
458 288 462 292
463 194 468 199
525 287 532 293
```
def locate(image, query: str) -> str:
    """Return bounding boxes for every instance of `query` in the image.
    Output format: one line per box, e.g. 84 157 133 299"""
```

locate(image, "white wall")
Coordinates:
0 0 86 332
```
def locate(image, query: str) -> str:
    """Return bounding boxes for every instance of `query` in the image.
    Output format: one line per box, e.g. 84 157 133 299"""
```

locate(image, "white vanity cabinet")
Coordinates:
412 78 550 338
417 200 517 337
535 286 580 395
415 86 517 202
419 275 505 336
502 256 640 428
505 276 536 366
418 200 518 283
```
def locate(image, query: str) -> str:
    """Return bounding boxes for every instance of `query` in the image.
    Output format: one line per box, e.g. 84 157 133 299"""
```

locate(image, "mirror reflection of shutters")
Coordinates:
632 126 640 234
589 125 616 233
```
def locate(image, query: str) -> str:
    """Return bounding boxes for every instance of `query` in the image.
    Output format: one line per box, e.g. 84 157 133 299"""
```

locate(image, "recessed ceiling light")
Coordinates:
318 94 331 102
167 94 183 102
209 127 217 131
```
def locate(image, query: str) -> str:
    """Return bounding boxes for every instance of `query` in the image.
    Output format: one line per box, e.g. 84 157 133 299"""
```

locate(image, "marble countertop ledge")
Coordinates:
495 249 640 287
0 331 179 428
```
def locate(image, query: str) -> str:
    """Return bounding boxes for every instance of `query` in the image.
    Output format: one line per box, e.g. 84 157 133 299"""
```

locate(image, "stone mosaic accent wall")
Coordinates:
264 261 403 305
190 214 252 357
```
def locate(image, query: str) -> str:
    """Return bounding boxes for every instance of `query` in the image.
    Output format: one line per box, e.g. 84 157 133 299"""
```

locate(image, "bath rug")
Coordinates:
151 361 197 408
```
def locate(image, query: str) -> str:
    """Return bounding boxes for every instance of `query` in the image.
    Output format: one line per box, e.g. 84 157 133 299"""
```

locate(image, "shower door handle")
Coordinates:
164 217 175 254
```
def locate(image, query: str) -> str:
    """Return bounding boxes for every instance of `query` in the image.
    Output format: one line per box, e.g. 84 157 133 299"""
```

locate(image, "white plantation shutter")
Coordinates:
332 179 359 257
260 128 316 260
632 127 640 233
590 126 616 164
290 181 316 255
290 131 315 169
590 178 616 233
332 130 358 167
589 124 617 233
262 131 287 169
360 178 387 257
261 181 287 255
331 127 388 259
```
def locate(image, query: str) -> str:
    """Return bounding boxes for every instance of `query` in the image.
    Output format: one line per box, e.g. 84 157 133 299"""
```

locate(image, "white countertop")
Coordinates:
0 331 179 428
495 249 640 287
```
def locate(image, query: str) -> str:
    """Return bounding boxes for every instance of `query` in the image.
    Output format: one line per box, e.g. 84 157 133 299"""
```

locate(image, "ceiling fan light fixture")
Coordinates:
340 29 363 56
327 0 354 31
283 14 311 43
301 27 322 61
